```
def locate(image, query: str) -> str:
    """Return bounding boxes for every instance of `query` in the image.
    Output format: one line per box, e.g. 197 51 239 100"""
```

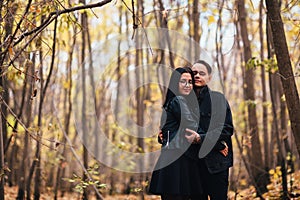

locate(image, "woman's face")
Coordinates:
178 73 193 95
191 63 212 87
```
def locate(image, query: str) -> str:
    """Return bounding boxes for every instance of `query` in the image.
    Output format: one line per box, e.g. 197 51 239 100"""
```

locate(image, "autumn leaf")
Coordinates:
207 16 215 25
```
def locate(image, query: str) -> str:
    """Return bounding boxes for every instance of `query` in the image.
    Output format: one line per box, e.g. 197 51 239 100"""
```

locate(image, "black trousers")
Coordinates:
161 194 189 200
199 161 229 200
161 194 207 200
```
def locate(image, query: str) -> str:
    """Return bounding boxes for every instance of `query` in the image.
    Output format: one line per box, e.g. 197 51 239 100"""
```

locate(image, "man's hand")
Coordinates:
220 141 229 157
158 130 163 144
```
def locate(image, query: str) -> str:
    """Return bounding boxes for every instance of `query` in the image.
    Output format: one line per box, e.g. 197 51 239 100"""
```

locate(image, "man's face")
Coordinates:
191 63 212 87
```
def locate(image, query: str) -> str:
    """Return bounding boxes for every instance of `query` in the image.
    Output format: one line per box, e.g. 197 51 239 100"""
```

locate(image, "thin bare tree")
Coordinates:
265 0 300 158
237 0 268 196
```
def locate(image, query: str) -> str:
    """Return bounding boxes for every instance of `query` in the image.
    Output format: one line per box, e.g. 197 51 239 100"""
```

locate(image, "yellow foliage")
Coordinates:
63 80 71 89
207 15 215 25
269 169 275 175
239 178 248 186
229 170 300 199
8 46 14 56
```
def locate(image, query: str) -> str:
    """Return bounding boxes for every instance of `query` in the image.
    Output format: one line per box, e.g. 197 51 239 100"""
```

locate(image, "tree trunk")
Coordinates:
265 0 300 158
0 2 4 195
79 3 89 199
260 0 270 173
125 10 133 145
32 56 42 200
8 56 31 188
135 2 145 199
215 0 226 92
1 0 18 171
157 0 175 69
269 71 289 199
26 70 37 200
192 0 200 60
0 101 5 200
237 0 268 195
17 57 34 200
27 52 42 200
54 15 76 199
265 3 291 198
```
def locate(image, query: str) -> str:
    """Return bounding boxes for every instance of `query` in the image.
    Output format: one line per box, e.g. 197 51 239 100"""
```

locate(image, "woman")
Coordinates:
148 67 204 200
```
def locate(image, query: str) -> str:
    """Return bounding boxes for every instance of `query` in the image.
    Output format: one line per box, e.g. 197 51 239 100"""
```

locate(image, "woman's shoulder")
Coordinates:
169 96 188 105
165 96 188 111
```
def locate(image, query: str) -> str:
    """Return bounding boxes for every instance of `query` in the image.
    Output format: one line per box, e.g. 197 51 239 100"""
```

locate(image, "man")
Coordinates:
185 60 234 200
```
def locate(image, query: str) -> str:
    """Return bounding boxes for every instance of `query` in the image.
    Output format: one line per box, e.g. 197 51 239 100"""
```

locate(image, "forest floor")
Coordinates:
4 170 300 200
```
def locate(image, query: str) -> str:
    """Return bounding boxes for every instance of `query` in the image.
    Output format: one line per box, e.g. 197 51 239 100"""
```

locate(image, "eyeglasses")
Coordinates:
179 80 193 87
192 71 207 76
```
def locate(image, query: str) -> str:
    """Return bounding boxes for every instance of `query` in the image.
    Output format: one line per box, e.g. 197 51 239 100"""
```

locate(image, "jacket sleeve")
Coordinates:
170 96 199 132
160 96 199 149
198 93 234 151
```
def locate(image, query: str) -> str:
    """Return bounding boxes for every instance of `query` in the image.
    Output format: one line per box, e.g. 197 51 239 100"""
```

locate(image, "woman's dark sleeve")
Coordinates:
171 96 199 132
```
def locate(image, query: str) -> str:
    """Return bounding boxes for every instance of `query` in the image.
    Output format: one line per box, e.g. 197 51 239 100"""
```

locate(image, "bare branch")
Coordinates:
13 0 113 46
0 0 33 67
52 100 104 200
2 0 112 73
0 96 70 150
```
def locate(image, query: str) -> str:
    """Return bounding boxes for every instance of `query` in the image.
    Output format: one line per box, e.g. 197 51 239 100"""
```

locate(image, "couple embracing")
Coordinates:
148 60 234 200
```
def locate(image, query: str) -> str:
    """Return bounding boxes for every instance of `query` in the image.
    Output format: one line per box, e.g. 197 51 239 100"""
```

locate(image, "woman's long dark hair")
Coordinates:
162 67 196 108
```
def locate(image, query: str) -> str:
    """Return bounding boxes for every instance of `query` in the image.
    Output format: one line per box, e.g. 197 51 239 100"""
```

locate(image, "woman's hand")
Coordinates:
185 128 200 144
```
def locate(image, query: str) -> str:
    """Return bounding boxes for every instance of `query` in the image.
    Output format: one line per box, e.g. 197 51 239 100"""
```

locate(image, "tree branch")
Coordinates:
52 99 104 200
2 0 112 74
0 0 33 67
13 0 112 46
0 96 69 150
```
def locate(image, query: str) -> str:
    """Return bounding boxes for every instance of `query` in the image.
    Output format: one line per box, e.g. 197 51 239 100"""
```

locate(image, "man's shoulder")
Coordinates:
209 90 226 100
